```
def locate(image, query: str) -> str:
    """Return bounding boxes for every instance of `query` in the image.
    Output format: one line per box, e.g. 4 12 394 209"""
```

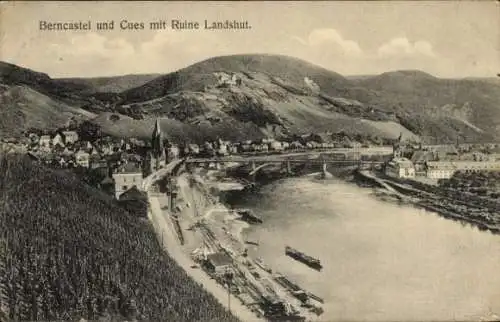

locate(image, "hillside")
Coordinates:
0 153 238 321
120 54 350 103
353 71 500 143
113 55 500 143
57 74 161 93
111 55 418 141
1 55 500 143
0 84 96 137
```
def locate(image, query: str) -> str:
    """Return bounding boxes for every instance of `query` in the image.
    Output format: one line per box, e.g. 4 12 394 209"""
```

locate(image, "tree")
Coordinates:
77 121 102 142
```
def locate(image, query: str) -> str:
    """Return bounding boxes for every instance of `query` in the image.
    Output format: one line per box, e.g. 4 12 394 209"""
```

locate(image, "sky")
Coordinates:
0 1 498 78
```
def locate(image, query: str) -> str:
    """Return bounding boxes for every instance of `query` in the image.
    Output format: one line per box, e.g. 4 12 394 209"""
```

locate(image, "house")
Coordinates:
52 133 65 147
425 161 456 179
62 131 79 144
269 141 283 151
112 162 143 199
290 141 304 150
385 157 415 178
454 161 500 173
229 145 239 154
39 135 51 147
217 143 229 156
75 150 90 168
117 186 148 217
204 252 233 276
188 144 200 155
411 150 436 173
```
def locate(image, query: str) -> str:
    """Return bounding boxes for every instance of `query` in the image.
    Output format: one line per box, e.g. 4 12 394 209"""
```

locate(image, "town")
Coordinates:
2 118 500 321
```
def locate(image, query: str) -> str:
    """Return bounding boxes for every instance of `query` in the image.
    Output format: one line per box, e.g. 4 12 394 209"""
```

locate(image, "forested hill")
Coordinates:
0 154 238 322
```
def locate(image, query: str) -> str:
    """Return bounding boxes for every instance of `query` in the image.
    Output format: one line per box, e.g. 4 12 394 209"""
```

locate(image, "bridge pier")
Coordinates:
251 161 256 172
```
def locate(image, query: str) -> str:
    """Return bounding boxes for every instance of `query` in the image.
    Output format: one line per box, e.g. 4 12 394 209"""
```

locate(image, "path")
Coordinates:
148 193 264 322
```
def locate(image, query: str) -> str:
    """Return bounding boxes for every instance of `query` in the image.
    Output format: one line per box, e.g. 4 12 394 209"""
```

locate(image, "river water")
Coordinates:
222 177 500 321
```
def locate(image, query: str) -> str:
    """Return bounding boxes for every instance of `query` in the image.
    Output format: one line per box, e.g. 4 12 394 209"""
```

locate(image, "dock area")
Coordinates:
172 172 324 321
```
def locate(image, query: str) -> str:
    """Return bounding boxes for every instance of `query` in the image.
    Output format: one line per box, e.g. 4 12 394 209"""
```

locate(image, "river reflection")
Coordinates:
223 177 500 321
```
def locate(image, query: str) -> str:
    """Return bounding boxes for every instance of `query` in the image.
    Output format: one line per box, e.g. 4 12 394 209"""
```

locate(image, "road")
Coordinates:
147 183 264 321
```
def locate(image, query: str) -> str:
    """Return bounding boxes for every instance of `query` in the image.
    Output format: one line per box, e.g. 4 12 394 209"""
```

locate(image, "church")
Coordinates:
149 118 170 172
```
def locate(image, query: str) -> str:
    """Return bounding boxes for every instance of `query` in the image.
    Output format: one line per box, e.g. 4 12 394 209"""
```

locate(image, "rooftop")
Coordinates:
206 252 232 267
389 157 414 168
115 162 142 174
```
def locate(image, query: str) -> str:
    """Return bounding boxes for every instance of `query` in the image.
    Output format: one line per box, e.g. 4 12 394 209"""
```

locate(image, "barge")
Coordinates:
285 246 322 271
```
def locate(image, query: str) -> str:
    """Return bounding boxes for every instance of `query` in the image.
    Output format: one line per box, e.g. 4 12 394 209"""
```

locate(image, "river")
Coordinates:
221 176 500 321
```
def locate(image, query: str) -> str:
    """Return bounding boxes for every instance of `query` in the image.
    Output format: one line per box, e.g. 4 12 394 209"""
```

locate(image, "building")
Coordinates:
112 162 143 199
385 157 415 178
411 150 436 173
205 252 233 276
39 135 51 147
269 141 283 151
425 161 457 179
454 161 500 173
117 186 148 217
62 131 79 144
75 150 90 168
52 133 65 147
150 118 169 171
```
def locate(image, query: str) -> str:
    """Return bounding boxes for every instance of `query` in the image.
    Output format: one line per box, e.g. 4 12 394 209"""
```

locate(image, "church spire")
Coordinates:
151 118 163 157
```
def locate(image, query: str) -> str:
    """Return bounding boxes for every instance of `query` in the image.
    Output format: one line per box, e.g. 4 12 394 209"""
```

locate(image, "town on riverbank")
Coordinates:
3 119 500 320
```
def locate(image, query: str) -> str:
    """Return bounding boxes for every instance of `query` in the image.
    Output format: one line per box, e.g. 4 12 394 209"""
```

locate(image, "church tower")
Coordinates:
393 132 403 159
151 118 167 171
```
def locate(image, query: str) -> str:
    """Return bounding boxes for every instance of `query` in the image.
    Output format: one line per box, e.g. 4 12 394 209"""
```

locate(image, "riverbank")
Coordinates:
239 177 500 321
172 170 324 321
190 165 500 321
353 170 500 235
147 190 265 322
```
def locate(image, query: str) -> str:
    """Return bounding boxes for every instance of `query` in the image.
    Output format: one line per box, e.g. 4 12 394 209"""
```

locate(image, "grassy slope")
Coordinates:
0 154 238 322
0 85 96 137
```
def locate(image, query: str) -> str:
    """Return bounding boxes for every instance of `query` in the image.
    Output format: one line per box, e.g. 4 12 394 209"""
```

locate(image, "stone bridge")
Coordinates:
185 156 386 177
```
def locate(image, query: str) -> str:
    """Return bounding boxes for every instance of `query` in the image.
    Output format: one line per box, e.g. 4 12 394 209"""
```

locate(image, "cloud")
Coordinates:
377 37 436 57
294 28 363 56
37 30 225 76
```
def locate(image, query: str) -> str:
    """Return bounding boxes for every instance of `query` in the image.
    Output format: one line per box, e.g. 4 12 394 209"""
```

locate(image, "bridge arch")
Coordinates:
248 162 276 176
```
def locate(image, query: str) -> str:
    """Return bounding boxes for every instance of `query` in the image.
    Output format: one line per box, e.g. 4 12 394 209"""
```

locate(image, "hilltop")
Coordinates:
57 74 161 93
0 153 237 321
1 55 500 143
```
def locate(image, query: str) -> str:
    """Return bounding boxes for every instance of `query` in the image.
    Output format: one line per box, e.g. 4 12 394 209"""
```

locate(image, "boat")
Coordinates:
255 257 272 273
285 246 322 271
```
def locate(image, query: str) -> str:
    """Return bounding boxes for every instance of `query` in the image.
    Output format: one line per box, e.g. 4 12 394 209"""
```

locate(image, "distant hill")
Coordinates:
57 74 161 93
1 55 500 143
120 54 350 103
0 84 96 137
0 153 237 322
352 70 500 143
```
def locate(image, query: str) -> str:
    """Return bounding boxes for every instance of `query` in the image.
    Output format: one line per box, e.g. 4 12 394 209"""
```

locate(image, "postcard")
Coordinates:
0 1 499 321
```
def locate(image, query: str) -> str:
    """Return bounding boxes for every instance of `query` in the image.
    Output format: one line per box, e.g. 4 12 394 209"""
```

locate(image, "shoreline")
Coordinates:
168 166 500 321
218 166 500 237
175 170 325 321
